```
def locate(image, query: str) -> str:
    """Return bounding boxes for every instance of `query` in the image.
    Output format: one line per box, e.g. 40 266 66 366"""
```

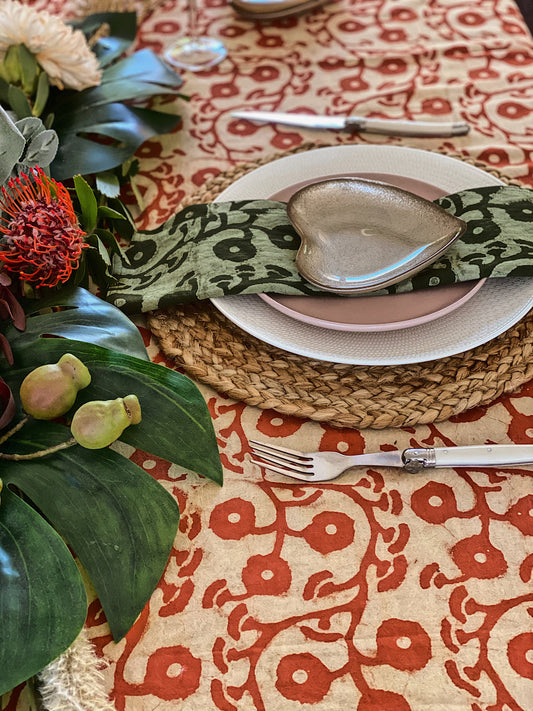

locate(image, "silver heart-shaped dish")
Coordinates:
287 177 466 294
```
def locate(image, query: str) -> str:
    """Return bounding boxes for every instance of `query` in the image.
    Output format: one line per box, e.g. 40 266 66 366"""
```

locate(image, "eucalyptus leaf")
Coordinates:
43 111 54 129
2 420 179 641
15 117 58 168
0 287 148 361
0 487 87 694
96 171 121 198
122 157 140 179
3 338 223 485
0 106 24 184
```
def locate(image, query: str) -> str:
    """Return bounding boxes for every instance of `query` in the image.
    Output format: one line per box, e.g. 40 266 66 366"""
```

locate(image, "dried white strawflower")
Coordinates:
0 0 102 90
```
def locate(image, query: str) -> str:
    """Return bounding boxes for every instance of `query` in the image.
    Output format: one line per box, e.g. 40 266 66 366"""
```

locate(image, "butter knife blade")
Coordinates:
230 109 470 137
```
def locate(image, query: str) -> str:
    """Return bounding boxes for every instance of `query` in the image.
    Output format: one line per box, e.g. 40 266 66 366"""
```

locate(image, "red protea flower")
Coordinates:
0 167 87 288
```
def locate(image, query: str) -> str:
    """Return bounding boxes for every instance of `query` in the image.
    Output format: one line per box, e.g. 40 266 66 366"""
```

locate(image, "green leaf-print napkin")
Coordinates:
107 185 533 314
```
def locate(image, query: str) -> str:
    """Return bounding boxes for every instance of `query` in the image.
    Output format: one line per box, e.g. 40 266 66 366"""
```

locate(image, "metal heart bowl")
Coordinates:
286 177 466 294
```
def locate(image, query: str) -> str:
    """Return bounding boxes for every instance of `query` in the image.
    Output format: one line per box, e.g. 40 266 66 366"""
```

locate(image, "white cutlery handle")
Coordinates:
402 445 533 472
346 117 470 137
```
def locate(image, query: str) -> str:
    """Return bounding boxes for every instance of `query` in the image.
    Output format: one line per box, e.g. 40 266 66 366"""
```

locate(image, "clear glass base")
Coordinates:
164 36 227 72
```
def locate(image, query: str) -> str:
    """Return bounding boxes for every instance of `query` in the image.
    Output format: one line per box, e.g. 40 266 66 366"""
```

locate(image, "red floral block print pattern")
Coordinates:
3 0 528 709
81 334 533 711
80 0 533 700
128 0 533 230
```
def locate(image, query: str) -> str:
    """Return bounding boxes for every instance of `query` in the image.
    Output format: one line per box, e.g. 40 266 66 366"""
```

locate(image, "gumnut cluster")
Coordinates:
19 353 141 449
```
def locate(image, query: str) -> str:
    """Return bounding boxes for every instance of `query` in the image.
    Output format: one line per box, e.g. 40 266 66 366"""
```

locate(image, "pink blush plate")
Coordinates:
261 171 484 333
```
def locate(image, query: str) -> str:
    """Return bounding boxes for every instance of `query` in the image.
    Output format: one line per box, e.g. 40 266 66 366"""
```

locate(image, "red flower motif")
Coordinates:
209 498 257 540
507 495 533 535
421 97 453 115
0 167 87 288
276 653 332 703
411 482 460 524
358 688 411 711
241 553 291 595
302 511 355 554
508 632 533 679
498 101 530 120
374 619 432 671
451 534 507 579
140 646 202 701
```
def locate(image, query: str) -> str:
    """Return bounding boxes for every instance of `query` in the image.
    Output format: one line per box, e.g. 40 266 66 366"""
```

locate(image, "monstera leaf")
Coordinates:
0 487 87 694
0 287 222 695
7 286 148 359
71 11 139 67
48 13 186 180
50 102 181 180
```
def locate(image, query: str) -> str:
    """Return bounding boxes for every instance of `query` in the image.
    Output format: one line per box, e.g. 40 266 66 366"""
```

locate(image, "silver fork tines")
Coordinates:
249 439 318 480
249 439 313 465
249 457 315 479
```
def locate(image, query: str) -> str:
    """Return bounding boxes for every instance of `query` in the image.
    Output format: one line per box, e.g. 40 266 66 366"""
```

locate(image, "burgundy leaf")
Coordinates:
0 287 26 330
0 333 13 365
0 377 16 429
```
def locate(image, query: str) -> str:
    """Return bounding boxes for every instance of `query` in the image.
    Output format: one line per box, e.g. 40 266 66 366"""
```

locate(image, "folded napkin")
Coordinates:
108 185 533 314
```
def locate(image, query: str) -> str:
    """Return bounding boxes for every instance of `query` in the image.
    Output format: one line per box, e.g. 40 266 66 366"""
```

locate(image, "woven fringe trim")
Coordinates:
37 629 114 711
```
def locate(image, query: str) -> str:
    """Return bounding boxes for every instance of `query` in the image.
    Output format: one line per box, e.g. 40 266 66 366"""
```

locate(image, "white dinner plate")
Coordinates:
211 145 533 365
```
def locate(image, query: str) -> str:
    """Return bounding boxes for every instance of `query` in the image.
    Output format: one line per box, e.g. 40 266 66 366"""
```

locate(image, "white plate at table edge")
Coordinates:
211 145 533 365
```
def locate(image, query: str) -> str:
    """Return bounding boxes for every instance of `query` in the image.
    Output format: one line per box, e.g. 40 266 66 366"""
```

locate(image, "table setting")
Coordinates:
1 0 533 709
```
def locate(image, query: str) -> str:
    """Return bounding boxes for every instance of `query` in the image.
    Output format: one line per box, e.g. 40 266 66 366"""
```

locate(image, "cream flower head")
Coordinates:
0 1 102 90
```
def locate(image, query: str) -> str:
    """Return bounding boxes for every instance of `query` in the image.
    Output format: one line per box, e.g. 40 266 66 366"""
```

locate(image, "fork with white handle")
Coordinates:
249 439 533 482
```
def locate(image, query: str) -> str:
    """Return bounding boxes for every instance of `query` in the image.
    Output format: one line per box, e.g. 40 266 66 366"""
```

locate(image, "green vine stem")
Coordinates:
0 437 77 460
0 414 30 445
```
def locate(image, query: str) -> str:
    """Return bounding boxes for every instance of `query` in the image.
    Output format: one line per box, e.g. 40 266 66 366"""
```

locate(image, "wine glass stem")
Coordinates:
188 0 199 42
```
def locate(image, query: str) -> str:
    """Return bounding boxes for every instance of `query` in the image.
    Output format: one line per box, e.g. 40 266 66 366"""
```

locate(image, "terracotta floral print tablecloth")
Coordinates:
5 0 533 709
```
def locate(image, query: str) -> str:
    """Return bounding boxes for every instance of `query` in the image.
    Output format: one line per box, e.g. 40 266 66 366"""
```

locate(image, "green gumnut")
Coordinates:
70 395 142 449
19 353 91 420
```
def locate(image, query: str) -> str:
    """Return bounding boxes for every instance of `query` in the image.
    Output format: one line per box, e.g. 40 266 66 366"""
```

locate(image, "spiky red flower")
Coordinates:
0 167 87 288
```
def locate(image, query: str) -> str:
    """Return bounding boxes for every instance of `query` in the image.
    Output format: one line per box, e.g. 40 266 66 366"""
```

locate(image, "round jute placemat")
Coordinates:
147 144 533 430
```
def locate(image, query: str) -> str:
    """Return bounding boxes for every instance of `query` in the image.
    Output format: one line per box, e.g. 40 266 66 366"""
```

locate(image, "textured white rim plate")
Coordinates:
211 145 533 365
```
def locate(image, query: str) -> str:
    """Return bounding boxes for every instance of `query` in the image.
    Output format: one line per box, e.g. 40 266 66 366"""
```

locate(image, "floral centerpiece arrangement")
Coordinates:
0 1 222 701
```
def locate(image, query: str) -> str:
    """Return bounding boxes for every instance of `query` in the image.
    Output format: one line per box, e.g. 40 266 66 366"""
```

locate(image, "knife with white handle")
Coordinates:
402 445 533 473
230 109 470 137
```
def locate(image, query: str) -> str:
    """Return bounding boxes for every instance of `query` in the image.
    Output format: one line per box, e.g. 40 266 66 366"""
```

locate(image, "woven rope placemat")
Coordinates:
147 144 533 430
